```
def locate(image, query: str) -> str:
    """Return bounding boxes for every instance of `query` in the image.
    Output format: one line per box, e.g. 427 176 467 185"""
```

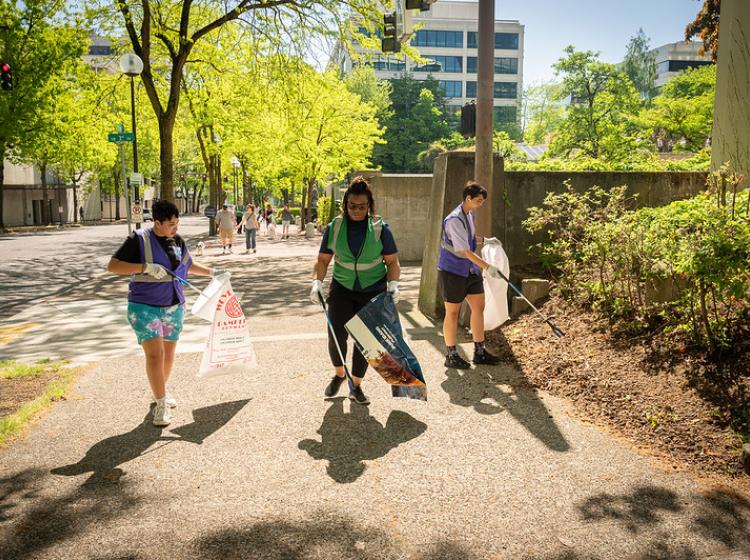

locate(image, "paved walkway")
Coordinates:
0 234 749 560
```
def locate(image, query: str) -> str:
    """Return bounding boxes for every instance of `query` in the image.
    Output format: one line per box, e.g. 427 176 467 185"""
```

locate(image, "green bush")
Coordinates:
524 170 750 352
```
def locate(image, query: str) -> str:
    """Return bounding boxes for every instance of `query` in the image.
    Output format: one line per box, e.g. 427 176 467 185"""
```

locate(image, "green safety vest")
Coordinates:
327 215 386 290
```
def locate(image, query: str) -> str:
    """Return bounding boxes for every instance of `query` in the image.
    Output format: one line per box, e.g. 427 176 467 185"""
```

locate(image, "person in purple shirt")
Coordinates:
438 181 503 369
107 200 225 426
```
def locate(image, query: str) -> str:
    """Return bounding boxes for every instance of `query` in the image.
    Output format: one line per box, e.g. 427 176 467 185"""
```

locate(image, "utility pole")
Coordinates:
474 0 495 243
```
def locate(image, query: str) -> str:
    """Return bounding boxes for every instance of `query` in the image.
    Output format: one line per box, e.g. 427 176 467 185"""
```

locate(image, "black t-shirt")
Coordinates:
113 232 188 306
319 217 398 293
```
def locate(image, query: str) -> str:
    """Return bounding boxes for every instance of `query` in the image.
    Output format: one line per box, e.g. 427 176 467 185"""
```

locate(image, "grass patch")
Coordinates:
0 361 79 447
0 358 68 379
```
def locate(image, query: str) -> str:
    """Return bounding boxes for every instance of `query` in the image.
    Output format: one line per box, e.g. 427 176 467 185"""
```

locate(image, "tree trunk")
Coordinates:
158 114 176 202
301 182 308 226
72 179 79 224
0 143 5 229
304 179 316 224
41 163 49 225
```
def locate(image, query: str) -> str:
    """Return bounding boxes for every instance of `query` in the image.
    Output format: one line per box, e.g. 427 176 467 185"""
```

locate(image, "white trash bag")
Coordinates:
267 221 277 239
481 237 510 330
193 275 257 378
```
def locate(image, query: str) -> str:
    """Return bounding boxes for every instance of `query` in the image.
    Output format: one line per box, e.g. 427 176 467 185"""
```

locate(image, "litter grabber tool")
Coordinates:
488 267 565 338
318 293 355 393
165 269 202 295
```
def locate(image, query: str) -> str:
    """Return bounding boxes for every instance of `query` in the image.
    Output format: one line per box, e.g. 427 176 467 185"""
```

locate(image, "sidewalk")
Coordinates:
0 242 748 560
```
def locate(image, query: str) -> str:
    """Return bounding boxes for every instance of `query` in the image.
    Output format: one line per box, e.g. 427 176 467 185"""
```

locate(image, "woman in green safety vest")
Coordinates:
310 176 401 405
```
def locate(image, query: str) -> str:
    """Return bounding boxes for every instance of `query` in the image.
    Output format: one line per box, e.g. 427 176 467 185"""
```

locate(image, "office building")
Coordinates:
649 41 713 88
331 1 524 127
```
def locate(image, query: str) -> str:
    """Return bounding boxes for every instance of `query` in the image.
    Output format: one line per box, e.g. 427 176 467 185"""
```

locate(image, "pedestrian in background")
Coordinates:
281 204 293 239
107 199 225 426
215 204 237 254
241 203 259 254
438 181 503 369
263 204 275 235
310 176 401 405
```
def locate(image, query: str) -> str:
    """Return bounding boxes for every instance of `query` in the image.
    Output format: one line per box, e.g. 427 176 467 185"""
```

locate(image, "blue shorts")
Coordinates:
127 302 185 344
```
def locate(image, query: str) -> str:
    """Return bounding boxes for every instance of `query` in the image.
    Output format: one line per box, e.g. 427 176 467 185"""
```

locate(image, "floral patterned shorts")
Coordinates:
127 302 185 344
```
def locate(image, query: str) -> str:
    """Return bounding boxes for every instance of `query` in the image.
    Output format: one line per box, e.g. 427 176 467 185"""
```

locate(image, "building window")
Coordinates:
372 55 406 72
439 80 463 98
412 30 463 48
494 82 517 99
88 45 113 56
466 57 518 74
494 106 517 123
414 55 462 73
465 81 518 99
467 32 519 50
663 59 713 72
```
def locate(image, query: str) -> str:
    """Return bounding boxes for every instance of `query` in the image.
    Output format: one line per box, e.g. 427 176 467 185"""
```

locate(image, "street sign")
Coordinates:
108 132 134 143
203 205 217 219
131 204 143 218
129 172 143 186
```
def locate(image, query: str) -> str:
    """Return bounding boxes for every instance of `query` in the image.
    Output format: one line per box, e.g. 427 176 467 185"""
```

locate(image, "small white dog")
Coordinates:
196 241 205 256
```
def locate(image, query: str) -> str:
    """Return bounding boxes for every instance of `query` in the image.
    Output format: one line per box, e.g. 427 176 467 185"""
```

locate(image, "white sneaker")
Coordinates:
152 401 172 427
151 394 177 408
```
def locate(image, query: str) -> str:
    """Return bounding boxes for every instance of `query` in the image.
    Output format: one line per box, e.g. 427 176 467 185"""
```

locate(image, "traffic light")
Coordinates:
0 63 11 92
405 0 436 10
382 12 400 53
461 101 476 138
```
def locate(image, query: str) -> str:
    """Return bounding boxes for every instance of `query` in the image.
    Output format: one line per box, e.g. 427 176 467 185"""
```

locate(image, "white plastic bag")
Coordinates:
196 276 257 378
191 272 230 321
267 222 277 239
481 237 510 330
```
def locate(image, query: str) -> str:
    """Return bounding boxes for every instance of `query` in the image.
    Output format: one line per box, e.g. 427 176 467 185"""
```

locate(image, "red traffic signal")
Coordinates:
0 62 11 91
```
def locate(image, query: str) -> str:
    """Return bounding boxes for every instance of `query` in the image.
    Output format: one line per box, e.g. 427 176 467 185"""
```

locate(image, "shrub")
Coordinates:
524 169 749 353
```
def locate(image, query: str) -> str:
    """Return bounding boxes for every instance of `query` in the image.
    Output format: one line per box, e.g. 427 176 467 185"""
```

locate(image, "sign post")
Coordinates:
108 125 135 233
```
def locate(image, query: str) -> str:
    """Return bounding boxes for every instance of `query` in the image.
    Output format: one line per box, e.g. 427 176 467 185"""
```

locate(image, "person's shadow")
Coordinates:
298 398 427 484
51 400 250 484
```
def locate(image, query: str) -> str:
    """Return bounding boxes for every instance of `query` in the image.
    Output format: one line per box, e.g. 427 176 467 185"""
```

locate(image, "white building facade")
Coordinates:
332 1 524 127
651 41 713 88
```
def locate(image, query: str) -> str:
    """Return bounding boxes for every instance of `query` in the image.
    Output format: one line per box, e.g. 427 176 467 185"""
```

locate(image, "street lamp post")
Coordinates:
119 53 144 227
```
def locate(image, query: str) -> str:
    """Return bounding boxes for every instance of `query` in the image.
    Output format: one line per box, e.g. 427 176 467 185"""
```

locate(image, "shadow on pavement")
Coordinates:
298 398 427 483
193 515 478 560
0 468 141 560
51 400 250 484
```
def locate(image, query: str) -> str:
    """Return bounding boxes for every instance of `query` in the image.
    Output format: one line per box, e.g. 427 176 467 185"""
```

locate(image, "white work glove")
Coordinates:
310 279 324 305
210 268 230 278
387 280 400 303
143 263 168 280
486 265 503 280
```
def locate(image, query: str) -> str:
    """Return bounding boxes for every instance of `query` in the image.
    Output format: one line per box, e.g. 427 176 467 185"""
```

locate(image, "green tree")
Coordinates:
522 81 565 145
547 46 641 161
372 75 451 172
0 0 86 227
98 0 383 203
344 65 392 117
638 65 715 152
622 28 658 103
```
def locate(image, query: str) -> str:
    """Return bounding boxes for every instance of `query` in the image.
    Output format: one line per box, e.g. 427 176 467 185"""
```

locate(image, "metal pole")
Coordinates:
121 143 132 234
474 0 495 243
130 76 141 229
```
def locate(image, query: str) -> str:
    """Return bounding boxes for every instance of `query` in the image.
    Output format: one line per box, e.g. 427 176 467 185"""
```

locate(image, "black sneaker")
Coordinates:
444 353 472 369
324 375 346 397
348 385 370 405
473 350 502 365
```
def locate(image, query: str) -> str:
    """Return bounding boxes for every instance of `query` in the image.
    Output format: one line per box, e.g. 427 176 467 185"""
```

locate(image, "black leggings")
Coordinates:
326 282 383 379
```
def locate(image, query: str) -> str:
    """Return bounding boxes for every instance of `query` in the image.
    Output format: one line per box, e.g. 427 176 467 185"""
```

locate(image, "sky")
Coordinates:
496 0 705 85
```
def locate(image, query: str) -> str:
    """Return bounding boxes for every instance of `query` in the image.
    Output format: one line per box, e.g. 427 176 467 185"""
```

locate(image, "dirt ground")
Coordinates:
0 373 59 417
486 293 750 494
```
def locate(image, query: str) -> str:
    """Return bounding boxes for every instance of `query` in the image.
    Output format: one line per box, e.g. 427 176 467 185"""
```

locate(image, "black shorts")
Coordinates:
439 270 484 304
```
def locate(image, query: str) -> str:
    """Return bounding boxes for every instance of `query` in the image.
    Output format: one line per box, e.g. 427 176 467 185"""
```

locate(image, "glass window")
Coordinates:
466 57 518 74
494 82 517 99
439 80 463 98
413 29 463 48
467 32 519 50
372 55 405 71
494 106 517 123
465 81 517 99
667 59 713 72
414 55 462 73
89 45 113 56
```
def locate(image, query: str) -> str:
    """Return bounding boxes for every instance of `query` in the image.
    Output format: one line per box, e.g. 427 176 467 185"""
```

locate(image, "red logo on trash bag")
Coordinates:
224 294 243 318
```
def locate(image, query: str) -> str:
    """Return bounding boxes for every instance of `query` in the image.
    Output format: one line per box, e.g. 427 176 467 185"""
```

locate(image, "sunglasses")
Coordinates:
347 203 369 211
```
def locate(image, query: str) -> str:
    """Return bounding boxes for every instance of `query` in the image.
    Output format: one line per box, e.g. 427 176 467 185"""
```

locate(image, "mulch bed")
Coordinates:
0 373 59 418
486 293 749 492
